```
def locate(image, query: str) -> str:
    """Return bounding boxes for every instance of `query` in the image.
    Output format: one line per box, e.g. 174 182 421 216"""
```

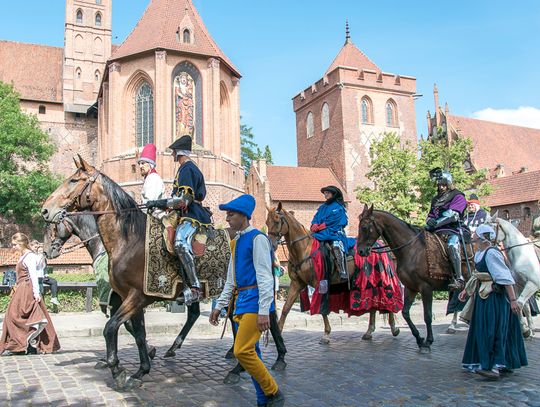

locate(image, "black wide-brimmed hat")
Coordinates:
169 135 192 151
321 185 344 204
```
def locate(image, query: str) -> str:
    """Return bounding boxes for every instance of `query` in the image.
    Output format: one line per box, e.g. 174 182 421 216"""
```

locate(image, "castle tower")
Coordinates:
64 0 112 111
293 23 417 224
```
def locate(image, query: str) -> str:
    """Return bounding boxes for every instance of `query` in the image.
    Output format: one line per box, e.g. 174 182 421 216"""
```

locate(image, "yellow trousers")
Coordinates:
233 313 279 396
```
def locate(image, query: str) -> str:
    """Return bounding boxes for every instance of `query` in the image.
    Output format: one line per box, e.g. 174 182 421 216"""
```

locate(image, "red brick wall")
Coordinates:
490 201 540 236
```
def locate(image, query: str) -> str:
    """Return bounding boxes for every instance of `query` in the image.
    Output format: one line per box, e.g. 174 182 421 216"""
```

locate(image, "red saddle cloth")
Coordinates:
350 243 404 315
299 239 351 316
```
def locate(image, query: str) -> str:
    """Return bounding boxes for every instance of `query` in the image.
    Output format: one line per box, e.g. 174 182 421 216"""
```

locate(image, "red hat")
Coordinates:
138 144 157 167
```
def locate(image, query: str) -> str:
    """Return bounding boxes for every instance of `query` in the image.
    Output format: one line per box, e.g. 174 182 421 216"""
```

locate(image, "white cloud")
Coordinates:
472 106 540 129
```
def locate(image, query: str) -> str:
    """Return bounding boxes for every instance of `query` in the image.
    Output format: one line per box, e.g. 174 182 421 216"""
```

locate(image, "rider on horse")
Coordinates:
310 186 348 281
147 135 212 305
425 168 468 290
465 193 487 234
138 143 166 219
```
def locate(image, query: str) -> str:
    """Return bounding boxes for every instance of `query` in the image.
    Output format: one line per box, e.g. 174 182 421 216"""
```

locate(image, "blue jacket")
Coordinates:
311 200 348 249
234 229 276 315
172 160 211 224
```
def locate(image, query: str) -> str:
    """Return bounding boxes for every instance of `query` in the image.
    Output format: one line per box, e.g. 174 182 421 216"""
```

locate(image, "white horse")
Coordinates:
487 214 540 337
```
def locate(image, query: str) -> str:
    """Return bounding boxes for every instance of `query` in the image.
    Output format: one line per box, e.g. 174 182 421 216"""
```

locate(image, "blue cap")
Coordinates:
219 194 256 219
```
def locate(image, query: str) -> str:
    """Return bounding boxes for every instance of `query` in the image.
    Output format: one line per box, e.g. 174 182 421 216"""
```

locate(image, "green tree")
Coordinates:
0 81 61 226
240 120 274 174
355 133 419 222
262 145 273 164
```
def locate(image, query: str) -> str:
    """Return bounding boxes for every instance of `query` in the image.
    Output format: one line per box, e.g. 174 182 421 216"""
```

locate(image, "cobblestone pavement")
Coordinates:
0 319 539 407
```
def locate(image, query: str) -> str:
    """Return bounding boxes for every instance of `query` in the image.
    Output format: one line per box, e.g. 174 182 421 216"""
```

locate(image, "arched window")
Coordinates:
385 99 398 127
76 67 82 80
95 12 102 27
524 207 531 218
96 0 102 4
173 61 202 145
38 105 46 114
306 112 314 138
361 97 373 124
503 210 510 220
321 103 330 131
135 82 154 147
95 70 101 82
183 29 191 44
76 9 83 24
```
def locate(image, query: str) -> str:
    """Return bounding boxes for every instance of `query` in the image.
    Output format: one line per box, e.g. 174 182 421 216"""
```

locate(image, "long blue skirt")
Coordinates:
462 290 528 371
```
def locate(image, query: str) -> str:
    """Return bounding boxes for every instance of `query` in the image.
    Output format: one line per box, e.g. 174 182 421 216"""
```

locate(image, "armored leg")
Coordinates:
332 243 348 281
447 235 464 291
174 221 201 304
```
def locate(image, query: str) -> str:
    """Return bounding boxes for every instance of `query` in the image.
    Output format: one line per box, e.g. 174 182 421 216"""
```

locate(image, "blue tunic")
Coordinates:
172 160 211 224
311 200 348 249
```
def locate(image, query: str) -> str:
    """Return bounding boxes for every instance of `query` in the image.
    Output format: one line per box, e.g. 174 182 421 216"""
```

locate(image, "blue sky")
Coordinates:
1 1 539 165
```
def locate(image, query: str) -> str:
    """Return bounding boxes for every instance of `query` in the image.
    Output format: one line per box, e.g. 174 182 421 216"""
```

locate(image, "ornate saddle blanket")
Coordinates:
143 215 230 299
350 242 403 315
424 231 473 281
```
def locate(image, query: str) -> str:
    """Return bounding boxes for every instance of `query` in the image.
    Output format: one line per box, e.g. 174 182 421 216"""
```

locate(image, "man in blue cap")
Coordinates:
210 194 284 407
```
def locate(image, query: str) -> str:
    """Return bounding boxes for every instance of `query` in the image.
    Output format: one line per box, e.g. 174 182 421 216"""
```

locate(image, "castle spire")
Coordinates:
345 20 351 44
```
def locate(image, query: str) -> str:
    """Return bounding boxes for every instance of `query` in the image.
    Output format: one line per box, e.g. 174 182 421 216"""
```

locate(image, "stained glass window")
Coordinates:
136 82 154 147
174 72 196 139
386 100 397 127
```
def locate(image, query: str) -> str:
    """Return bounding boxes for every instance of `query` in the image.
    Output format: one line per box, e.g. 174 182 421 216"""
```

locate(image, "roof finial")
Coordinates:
345 20 351 44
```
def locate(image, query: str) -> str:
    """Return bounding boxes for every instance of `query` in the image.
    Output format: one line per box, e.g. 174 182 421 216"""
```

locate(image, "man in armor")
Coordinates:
146 135 212 305
425 168 468 290
310 186 349 280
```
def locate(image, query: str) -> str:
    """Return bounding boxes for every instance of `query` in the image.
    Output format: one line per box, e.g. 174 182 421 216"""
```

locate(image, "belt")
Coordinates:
220 284 259 339
237 284 258 291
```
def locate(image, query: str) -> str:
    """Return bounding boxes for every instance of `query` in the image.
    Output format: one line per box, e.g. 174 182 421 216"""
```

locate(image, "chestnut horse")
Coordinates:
266 203 399 344
356 205 456 352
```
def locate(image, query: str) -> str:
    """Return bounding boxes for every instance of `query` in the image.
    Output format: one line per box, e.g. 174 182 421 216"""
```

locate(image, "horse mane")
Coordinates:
374 209 423 234
100 173 146 238
281 208 310 234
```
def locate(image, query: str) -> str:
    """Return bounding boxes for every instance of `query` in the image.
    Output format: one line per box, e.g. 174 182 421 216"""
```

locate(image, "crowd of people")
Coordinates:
0 137 534 405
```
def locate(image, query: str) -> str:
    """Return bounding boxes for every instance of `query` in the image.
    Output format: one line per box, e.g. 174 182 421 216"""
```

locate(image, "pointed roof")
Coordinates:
111 0 240 77
326 24 379 74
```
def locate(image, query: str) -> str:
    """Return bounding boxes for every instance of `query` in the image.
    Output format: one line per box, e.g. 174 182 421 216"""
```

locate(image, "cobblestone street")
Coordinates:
0 316 539 407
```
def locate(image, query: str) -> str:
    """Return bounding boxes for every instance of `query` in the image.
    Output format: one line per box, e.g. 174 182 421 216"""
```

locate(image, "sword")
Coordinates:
458 219 473 279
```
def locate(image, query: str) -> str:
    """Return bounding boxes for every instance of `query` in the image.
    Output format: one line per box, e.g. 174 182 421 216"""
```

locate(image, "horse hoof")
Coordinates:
419 346 431 354
94 361 108 370
113 368 128 390
362 333 372 341
124 376 143 390
224 349 235 360
148 346 157 360
391 328 400 337
223 372 241 385
271 360 287 371
319 336 330 345
447 327 456 334
163 349 176 359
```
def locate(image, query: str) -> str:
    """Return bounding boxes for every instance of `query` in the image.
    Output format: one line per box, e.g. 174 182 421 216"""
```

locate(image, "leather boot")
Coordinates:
447 243 464 291
333 246 348 281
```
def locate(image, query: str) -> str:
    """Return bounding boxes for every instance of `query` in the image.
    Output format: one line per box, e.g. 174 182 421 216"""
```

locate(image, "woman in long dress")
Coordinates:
459 224 527 379
0 233 60 356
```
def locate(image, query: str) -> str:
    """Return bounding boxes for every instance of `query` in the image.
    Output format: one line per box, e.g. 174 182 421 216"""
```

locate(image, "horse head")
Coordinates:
356 204 380 256
41 155 103 224
266 202 290 251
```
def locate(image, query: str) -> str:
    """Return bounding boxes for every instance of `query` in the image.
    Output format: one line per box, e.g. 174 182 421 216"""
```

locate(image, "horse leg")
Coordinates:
269 310 287 371
278 279 304 332
516 282 537 338
420 289 434 352
447 311 459 334
362 310 376 340
522 302 534 338
225 311 237 359
320 314 332 344
164 302 200 358
123 309 151 389
389 312 400 337
401 288 425 349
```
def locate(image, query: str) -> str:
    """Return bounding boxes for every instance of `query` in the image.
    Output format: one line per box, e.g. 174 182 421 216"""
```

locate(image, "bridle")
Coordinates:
267 211 313 269
359 213 422 254
47 218 100 256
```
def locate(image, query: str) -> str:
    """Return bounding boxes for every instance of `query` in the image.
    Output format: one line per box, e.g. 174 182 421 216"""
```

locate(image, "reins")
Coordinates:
494 222 540 252
58 234 101 255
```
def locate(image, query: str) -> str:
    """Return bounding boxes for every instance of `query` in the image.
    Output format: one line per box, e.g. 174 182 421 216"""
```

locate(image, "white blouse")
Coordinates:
21 252 41 299
474 247 515 286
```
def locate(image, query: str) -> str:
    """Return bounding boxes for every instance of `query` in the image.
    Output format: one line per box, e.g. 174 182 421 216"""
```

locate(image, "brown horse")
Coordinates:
356 204 456 352
40 156 226 389
266 203 399 344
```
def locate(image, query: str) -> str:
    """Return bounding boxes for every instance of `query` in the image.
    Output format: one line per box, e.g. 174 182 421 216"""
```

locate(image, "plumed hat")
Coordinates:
219 194 256 220
169 135 192 152
138 144 157 167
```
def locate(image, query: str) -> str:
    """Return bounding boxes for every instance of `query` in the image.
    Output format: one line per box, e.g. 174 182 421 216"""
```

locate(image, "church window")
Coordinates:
135 82 154 147
76 9 83 24
306 112 314 138
183 29 191 44
385 99 398 127
95 70 101 82
173 61 202 145
361 97 373 124
38 105 46 114
76 67 82 80
321 103 330 131
95 12 102 27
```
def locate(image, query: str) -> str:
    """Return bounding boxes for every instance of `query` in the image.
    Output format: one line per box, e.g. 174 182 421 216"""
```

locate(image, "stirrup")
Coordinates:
182 287 201 306
339 270 349 281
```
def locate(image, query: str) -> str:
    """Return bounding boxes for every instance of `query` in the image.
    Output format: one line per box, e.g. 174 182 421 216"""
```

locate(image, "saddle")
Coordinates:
424 231 474 281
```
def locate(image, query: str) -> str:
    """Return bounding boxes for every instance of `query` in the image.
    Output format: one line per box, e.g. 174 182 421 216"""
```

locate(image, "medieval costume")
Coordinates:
138 143 166 219
214 195 284 407
311 186 349 280
462 225 527 378
425 168 468 290
465 194 487 233
0 250 60 355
